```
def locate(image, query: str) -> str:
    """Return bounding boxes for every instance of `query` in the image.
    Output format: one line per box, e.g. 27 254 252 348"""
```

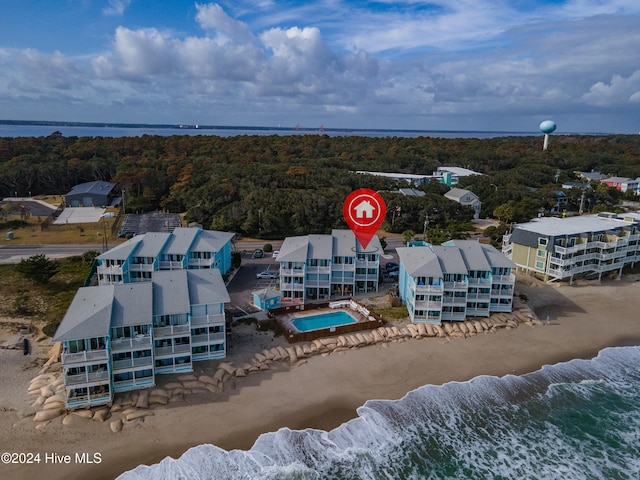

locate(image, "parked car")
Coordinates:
388 270 399 278
385 262 399 271
272 250 280 259
256 271 278 279
252 249 264 258
386 265 400 273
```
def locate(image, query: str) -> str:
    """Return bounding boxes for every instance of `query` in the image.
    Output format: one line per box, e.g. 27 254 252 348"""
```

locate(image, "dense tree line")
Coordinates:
1 133 638 238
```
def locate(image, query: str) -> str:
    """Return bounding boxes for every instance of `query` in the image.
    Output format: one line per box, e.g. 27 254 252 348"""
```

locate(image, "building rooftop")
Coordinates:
53 285 115 341
163 227 199 256
437 167 481 177
66 181 116 196
152 270 190 316
187 269 230 306
512 214 637 237
444 188 478 201
111 283 153 327
134 232 172 258
432 245 468 274
190 230 235 252
397 246 443 277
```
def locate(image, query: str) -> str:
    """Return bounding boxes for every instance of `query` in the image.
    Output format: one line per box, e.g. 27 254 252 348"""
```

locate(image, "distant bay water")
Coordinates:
0 121 537 139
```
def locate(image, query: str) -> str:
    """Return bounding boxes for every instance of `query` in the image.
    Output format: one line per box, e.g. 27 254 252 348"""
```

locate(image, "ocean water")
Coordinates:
0 123 535 139
119 345 640 480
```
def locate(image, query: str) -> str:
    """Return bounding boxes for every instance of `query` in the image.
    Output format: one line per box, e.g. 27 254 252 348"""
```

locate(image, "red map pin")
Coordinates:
343 188 387 250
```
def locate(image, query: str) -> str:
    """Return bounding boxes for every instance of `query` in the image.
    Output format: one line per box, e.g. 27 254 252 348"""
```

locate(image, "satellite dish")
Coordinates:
539 120 556 150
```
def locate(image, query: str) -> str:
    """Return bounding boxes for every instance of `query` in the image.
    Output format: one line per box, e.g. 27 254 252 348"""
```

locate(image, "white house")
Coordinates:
444 188 482 219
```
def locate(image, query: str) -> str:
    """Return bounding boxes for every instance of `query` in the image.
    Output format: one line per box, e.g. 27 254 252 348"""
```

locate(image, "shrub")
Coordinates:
263 243 273 253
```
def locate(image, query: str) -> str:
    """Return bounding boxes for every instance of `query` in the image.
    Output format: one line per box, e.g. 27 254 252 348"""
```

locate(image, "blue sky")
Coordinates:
1 1 639 132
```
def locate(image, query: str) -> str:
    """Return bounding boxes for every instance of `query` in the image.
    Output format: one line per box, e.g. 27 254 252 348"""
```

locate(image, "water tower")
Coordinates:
540 120 557 151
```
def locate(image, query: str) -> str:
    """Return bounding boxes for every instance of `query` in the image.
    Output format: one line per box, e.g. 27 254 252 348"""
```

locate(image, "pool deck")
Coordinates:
270 300 384 344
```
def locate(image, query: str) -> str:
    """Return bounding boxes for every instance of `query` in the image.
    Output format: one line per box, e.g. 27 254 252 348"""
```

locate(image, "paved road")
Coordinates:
0 244 103 264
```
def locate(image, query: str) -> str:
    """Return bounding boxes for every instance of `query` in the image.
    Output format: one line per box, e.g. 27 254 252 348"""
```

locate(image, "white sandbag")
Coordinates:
125 410 154 421
135 389 149 409
34 408 63 422
110 419 123 433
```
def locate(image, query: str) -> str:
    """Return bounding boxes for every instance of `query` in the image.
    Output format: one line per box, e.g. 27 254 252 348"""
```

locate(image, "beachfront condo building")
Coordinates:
53 269 230 409
96 227 234 285
277 229 382 304
502 213 640 282
397 240 516 324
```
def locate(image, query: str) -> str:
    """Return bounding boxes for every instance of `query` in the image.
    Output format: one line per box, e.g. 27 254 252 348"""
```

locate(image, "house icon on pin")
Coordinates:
354 199 375 219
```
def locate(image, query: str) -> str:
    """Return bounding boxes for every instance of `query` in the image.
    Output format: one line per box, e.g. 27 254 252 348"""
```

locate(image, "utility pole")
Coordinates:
579 191 585 215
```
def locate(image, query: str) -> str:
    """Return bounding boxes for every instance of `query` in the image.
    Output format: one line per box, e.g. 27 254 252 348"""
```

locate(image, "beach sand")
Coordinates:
1 275 639 480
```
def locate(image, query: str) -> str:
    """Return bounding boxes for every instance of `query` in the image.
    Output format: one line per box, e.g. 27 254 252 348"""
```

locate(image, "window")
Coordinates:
535 261 545 269
536 249 546 257
538 238 548 246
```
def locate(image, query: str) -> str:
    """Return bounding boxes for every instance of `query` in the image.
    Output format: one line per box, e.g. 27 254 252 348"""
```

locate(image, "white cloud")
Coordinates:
195 3 255 44
103 0 132 16
582 71 640 107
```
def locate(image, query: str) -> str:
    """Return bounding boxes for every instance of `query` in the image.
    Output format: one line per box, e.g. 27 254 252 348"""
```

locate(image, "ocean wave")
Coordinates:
119 345 640 480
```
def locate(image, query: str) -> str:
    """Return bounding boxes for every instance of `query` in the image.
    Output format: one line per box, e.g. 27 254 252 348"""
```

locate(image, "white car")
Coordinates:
256 271 278 279
272 250 280 259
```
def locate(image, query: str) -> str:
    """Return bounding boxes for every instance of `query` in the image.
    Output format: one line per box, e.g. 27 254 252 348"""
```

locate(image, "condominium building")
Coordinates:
277 229 382 304
502 213 640 282
53 267 230 409
96 227 234 285
397 240 515 324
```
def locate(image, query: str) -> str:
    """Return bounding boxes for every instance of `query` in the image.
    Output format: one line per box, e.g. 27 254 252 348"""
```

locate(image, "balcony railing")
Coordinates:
491 273 515 283
415 284 444 293
97 264 125 275
111 335 151 351
187 257 215 268
128 263 154 272
467 277 492 285
443 281 468 290
112 356 153 370
280 268 304 276
154 324 190 337
191 314 225 326
159 260 184 270
62 349 109 365
154 343 191 357
65 370 110 386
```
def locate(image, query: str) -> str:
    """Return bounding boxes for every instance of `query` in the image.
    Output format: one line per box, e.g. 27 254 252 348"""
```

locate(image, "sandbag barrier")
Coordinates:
25 306 540 431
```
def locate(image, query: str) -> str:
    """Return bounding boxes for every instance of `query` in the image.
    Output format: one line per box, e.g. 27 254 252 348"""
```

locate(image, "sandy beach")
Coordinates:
1 274 639 480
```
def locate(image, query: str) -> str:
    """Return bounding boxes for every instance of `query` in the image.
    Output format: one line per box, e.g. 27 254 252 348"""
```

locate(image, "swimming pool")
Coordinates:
291 310 357 332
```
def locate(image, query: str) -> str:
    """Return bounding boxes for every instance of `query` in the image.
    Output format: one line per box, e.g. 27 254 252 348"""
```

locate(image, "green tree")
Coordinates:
402 229 415 245
16 254 59 284
493 203 514 223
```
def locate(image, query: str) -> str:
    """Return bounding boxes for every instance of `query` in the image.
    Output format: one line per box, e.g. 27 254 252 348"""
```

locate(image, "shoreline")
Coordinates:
2 276 640 480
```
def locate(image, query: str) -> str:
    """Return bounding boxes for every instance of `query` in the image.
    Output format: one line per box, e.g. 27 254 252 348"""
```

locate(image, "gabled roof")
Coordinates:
398 188 425 197
444 188 479 202
152 270 190 315
432 245 468 274
333 228 382 255
163 227 199 256
278 235 310 263
480 243 516 268
98 235 144 261
111 283 153 327
53 286 114 341
447 240 491 271
190 230 234 252
135 232 171 258
397 246 443 277
308 234 332 259
187 269 230 306
66 181 116 196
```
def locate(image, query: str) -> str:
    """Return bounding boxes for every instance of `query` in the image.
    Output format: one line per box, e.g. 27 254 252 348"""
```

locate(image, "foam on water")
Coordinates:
119 346 640 479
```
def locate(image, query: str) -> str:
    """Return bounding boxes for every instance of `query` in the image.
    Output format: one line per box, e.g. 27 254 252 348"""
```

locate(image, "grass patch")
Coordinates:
0 255 93 336
0 215 125 246
371 305 409 320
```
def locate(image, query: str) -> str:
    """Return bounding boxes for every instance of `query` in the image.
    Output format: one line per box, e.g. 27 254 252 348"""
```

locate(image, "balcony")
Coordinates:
280 282 304 291
129 263 154 272
467 277 492 285
280 268 304 276
154 324 190 337
154 343 191 357
112 356 153 371
187 257 215 268
415 284 444 293
443 281 468 290
491 273 515 284
191 314 225 326
62 349 109 365
65 370 110 386
97 264 125 276
190 332 225 345
159 260 184 270
554 243 586 255
111 335 151 351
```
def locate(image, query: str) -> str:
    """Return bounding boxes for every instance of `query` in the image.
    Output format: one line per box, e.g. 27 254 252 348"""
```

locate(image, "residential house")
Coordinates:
397 241 515 324
278 229 382 304
600 177 639 195
444 188 482 219
502 213 640 282
54 269 229 409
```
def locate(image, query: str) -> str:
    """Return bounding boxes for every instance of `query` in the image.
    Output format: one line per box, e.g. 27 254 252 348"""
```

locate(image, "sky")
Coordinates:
1 1 639 133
